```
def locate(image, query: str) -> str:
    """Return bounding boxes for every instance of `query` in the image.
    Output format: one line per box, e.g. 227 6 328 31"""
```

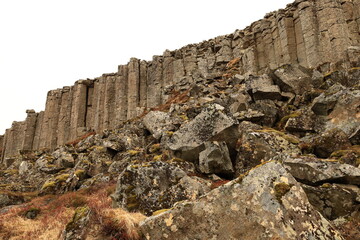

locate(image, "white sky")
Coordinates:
0 0 290 134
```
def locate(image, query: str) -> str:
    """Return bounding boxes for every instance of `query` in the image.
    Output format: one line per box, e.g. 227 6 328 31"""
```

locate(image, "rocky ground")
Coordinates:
1 61 360 239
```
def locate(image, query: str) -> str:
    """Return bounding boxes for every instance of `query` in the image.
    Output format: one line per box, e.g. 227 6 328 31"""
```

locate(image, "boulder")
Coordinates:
111 160 211 216
165 104 237 161
198 141 234 177
245 74 282 101
311 84 346 116
284 156 360 185
235 123 300 175
302 183 360 220
312 128 352 158
273 64 312 95
62 206 91 240
140 162 344 240
143 111 176 140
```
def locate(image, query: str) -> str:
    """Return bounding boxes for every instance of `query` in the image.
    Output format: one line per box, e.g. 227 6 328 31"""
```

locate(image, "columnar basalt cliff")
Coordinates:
1 0 360 163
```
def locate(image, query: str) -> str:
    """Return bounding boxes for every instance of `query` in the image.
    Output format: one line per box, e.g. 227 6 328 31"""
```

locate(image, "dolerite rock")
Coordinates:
312 128 352 158
235 123 300 175
62 206 91 240
311 84 346 116
111 160 211 216
140 161 343 240
198 141 234 176
165 104 237 161
284 156 360 185
245 74 282 101
273 64 312 95
143 111 176 140
302 183 360 220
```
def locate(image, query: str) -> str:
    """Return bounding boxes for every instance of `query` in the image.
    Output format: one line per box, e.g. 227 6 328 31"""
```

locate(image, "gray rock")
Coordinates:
143 111 175 140
165 104 237 161
284 156 360 185
302 183 360 220
273 64 312 95
246 74 282 101
198 141 234 176
140 162 344 240
111 160 211 216
311 84 346 116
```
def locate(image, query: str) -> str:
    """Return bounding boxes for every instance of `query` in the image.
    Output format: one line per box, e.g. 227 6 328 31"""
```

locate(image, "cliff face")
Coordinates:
1 0 360 163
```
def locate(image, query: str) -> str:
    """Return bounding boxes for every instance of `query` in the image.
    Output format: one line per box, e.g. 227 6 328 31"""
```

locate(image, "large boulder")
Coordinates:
273 64 313 95
245 74 282 101
165 104 238 161
111 160 211 216
235 122 300 175
284 156 360 185
140 161 344 240
198 141 234 177
143 111 176 140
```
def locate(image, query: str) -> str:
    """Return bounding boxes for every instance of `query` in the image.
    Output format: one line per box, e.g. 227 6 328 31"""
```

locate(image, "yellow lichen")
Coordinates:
55 174 70 182
152 208 171 216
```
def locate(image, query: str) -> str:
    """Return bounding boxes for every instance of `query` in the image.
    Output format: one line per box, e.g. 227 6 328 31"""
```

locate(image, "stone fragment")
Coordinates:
311 84 346 116
245 74 282 101
140 162 344 240
143 111 175 140
302 183 360 220
62 206 91 240
111 160 211 216
198 141 234 176
284 156 360 185
273 64 312 94
165 104 237 161
235 123 300 175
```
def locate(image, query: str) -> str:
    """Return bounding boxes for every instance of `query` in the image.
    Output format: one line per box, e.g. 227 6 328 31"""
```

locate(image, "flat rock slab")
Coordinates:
284 156 360 185
140 161 343 240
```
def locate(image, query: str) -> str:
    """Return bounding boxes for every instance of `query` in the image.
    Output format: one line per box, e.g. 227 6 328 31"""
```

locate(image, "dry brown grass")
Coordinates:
0 182 145 240
65 131 96 147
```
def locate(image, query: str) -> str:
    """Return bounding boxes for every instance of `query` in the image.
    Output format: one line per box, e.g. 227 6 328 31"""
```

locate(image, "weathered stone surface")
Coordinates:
302 183 360 220
143 111 175 140
62 206 91 240
111 160 211 216
273 64 312 94
198 141 234 176
140 162 344 240
284 156 360 185
165 104 237 161
311 84 346 116
246 74 282 101
235 123 300 175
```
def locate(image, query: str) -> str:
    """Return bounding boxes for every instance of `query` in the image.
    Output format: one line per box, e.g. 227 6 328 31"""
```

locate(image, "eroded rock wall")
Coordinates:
1 0 359 163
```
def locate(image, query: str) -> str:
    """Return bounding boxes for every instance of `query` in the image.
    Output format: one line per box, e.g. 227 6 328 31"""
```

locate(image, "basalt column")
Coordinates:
127 59 140 119
21 109 38 151
57 87 73 146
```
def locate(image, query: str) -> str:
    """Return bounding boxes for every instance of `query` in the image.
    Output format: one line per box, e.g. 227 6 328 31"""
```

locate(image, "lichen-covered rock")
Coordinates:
311 128 352 158
111 160 211 216
35 154 65 174
273 64 312 95
198 141 234 177
235 123 300 175
52 147 75 168
284 156 360 185
245 74 282 101
143 111 176 140
311 84 346 116
283 108 318 134
165 104 237 161
62 206 91 240
140 161 344 240
302 183 360 220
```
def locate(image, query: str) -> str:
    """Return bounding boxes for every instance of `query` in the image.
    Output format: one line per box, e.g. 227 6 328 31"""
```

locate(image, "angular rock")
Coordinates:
143 111 176 140
249 100 279 127
284 156 360 185
311 84 346 116
111 160 211 216
349 126 360 145
273 64 312 95
140 162 344 240
246 74 282 101
235 123 300 175
52 147 75 168
62 206 91 240
198 141 234 177
165 104 237 161
312 128 352 158
302 183 360 220
284 109 318 134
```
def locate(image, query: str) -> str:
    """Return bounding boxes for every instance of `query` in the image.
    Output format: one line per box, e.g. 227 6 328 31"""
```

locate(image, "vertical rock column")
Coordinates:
139 60 148 109
0 134 4 163
115 65 128 124
147 56 163 108
127 58 140 119
21 109 38 151
69 81 88 140
57 87 73 146
32 111 44 150
277 10 298 65
103 74 117 129
38 89 62 150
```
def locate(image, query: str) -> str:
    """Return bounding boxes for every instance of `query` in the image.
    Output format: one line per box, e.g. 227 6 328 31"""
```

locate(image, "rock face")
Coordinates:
2 0 360 163
140 162 344 240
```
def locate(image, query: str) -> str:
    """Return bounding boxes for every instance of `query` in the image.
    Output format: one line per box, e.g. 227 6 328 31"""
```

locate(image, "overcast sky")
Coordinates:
0 0 290 134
